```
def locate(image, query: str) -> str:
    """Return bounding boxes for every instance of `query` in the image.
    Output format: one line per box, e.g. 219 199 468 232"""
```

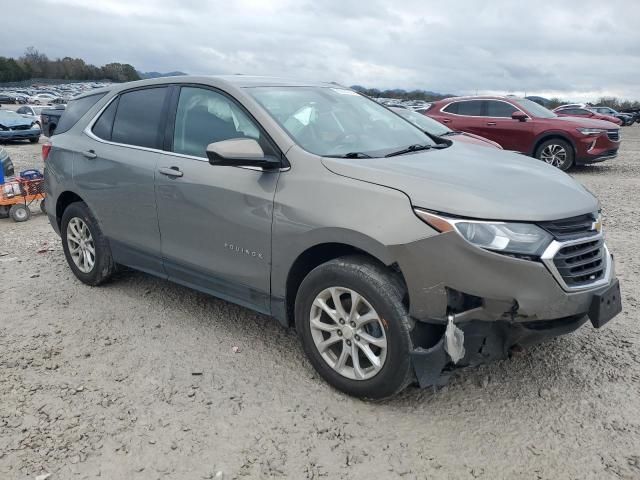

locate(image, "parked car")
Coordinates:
0 94 17 104
0 110 41 143
553 105 622 126
619 108 640 124
40 105 66 137
44 77 621 398
28 93 59 105
389 106 502 149
426 96 620 170
16 105 47 127
589 106 634 126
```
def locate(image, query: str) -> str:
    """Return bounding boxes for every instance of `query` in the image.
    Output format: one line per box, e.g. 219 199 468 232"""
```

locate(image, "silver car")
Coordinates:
43 76 622 398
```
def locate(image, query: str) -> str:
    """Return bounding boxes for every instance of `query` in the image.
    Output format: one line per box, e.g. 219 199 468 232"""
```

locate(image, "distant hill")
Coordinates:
138 71 187 79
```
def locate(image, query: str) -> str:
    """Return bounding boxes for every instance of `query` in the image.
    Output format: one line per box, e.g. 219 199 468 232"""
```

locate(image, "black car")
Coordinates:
0 94 17 104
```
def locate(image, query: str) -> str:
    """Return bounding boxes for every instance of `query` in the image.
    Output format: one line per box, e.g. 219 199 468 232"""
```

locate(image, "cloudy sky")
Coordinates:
2 0 639 101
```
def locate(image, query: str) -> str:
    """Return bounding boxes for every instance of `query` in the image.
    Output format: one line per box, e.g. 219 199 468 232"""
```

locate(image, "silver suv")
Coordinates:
44 76 622 398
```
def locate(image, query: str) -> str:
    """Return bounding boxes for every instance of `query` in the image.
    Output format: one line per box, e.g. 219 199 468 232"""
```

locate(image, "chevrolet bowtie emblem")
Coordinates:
591 217 602 233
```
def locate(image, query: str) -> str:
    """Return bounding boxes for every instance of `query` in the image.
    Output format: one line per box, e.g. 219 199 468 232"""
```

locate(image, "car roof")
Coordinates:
73 75 345 100
437 95 527 103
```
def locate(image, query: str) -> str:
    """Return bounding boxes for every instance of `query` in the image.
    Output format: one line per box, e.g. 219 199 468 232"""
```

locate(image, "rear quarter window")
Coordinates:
54 93 107 135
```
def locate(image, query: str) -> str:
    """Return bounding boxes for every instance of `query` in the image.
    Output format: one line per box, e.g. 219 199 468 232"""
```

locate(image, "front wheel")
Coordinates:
295 256 414 399
535 138 574 171
61 202 116 286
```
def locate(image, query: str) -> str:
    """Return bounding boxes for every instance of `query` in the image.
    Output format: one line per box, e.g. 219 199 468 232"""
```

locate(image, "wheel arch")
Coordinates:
282 242 409 328
55 190 85 229
532 132 577 158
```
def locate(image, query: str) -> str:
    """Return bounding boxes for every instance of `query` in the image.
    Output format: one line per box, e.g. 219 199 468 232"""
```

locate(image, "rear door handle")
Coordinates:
159 166 183 178
82 150 97 159
441 119 451 123
486 122 497 126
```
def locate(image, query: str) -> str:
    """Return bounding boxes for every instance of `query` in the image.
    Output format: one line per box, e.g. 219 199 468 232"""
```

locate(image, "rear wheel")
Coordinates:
535 138 574 171
295 255 414 399
61 202 116 286
9 204 31 222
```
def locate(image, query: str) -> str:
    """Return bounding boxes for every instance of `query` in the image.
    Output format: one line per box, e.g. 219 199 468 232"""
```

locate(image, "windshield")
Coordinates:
514 98 556 118
247 86 435 157
392 108 451 136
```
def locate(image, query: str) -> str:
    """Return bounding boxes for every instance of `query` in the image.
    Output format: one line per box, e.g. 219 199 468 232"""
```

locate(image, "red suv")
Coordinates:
426 96 620 170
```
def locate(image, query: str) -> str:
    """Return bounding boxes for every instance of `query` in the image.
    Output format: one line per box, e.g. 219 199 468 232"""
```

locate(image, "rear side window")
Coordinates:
486 101 519 117
444 100 483 116
92 98 119 141
54 93 106 135
111 87 168 149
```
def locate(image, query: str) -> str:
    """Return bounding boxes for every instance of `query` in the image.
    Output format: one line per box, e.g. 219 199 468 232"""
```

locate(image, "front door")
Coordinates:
480 100 534 151
155 85 280 313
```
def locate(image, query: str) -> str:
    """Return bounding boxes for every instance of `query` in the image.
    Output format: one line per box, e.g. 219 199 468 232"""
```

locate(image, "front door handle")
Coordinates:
159 166 183 178
486 122 497 126
441 119 451 123
82 150 97 159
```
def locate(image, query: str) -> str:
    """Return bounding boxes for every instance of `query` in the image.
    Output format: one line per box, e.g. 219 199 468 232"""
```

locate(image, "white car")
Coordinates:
27 93 59 105
16 105 48 126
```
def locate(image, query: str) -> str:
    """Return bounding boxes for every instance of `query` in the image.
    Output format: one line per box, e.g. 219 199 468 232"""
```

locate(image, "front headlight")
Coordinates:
577 128 607 136
414 209 552 257
31 122 40 131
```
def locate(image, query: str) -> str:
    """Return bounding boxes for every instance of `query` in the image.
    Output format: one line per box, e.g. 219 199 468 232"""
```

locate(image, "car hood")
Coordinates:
321 142 598 221
548 115 619 129
0 113 35 128
452 132 501 149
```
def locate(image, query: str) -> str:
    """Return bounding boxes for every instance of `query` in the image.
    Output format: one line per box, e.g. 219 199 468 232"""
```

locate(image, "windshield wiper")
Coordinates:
385 144 433 157
326 152 373 159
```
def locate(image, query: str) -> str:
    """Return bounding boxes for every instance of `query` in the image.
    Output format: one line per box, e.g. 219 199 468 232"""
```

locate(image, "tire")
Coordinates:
295 255 414 399
9 204 31 222
40 199 46 214
0 205 10 218
61 201 116 286
29 137 39 144
535 138 574 171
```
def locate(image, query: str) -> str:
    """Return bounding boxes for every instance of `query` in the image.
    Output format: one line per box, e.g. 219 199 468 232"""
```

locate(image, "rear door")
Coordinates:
75 87 169 274
154 85 281 313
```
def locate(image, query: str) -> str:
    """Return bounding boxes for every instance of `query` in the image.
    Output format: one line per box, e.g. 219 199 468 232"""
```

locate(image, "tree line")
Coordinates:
0 47 140 83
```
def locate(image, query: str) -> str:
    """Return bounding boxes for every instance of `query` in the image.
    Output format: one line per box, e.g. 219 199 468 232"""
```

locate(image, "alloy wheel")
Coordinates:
309 287 387 380
540 144 567 168
66 217 96 273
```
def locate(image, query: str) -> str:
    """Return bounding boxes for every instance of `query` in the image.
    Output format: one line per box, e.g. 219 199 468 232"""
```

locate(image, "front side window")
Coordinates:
172 87 262 158
486 101 520 118
248 86 434 157
111 87 167 148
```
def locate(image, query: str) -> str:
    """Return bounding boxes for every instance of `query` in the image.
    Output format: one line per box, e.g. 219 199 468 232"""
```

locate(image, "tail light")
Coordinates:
42 142 52 161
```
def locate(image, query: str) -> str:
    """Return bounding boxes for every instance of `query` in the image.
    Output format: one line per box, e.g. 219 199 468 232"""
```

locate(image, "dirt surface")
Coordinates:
1 128 639 480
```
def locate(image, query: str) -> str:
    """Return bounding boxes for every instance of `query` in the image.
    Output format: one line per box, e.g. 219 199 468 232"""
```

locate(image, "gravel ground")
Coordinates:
1 128 639 480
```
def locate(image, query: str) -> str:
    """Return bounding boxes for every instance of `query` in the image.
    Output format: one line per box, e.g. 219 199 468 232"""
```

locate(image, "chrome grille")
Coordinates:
538 213 598 241
607 129 620 141
542 235 609 291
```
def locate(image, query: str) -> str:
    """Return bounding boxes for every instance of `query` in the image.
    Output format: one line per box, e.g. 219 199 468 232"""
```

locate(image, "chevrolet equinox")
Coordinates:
44 77 622 398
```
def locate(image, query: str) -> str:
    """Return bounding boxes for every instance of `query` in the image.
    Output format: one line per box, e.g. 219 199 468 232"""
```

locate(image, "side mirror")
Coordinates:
206 138 281 169
511 111 528 122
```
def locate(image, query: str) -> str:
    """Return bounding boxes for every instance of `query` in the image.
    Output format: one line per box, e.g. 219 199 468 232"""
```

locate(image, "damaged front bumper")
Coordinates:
391 229 622 388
